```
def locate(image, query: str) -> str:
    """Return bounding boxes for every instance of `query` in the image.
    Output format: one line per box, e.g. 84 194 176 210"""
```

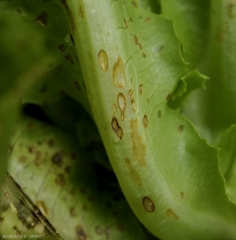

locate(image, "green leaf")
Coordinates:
1 0 91 114
0 12 55 183
160 0 211 69
6 116 150 240
63 0 236 238
219 124 236 205
168 70 208 109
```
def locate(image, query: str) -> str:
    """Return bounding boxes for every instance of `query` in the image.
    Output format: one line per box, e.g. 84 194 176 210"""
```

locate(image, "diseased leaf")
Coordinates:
7 117 150 240
63 0 236 239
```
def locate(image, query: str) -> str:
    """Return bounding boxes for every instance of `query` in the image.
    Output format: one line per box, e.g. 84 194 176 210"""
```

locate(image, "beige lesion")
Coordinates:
130 119 146 167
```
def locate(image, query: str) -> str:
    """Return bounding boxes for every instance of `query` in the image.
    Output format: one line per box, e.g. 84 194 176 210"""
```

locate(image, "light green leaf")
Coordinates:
219 124 236 205
63 0 236 239
168 70 208 109
160 0 211 69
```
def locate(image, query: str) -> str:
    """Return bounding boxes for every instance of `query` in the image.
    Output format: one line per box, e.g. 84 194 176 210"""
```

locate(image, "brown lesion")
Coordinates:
111 117 123 139
142 197 155 212
130 119 146 166
124 159 142 186
166 209 179 220
78 5 85 18
117 93 126 121
227 1 236 19
51 151 64 167
75 225 87 240
113 57 126 89
55 174 66 187
36 13 47 27
60 0 75 33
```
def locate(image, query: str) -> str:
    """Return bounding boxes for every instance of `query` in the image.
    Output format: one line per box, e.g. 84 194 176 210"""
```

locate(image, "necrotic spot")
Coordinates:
59 45 66 51
98 49 108 73
95 226 103 235
37 14 47 27
139 84 143 94
113 57 126 88
143 115 148 127
55 174 66 187
111 117 123 139
75 225 87 240
51 152 64 167
143 197 155 212
166 209 179 220
178 125 184 132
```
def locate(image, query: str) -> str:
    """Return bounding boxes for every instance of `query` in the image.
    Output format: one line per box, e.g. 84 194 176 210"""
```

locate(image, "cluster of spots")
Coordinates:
178 125 184 132
36 13 47 27
158 110 162 118
75 225 87 240
124 159 142 186
129 90 136 111
143 115 148 128
36 201 48 218
55 173 66 187
98 49 108 73
117 93 126 121
166 209 179 220
142 52 146 58
130 119 146 166
111 117 123 139
143 197 155 212
78 5 85 18
134 36 142 50
113 57 126 89
51 151 64 167
65 54 74 64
